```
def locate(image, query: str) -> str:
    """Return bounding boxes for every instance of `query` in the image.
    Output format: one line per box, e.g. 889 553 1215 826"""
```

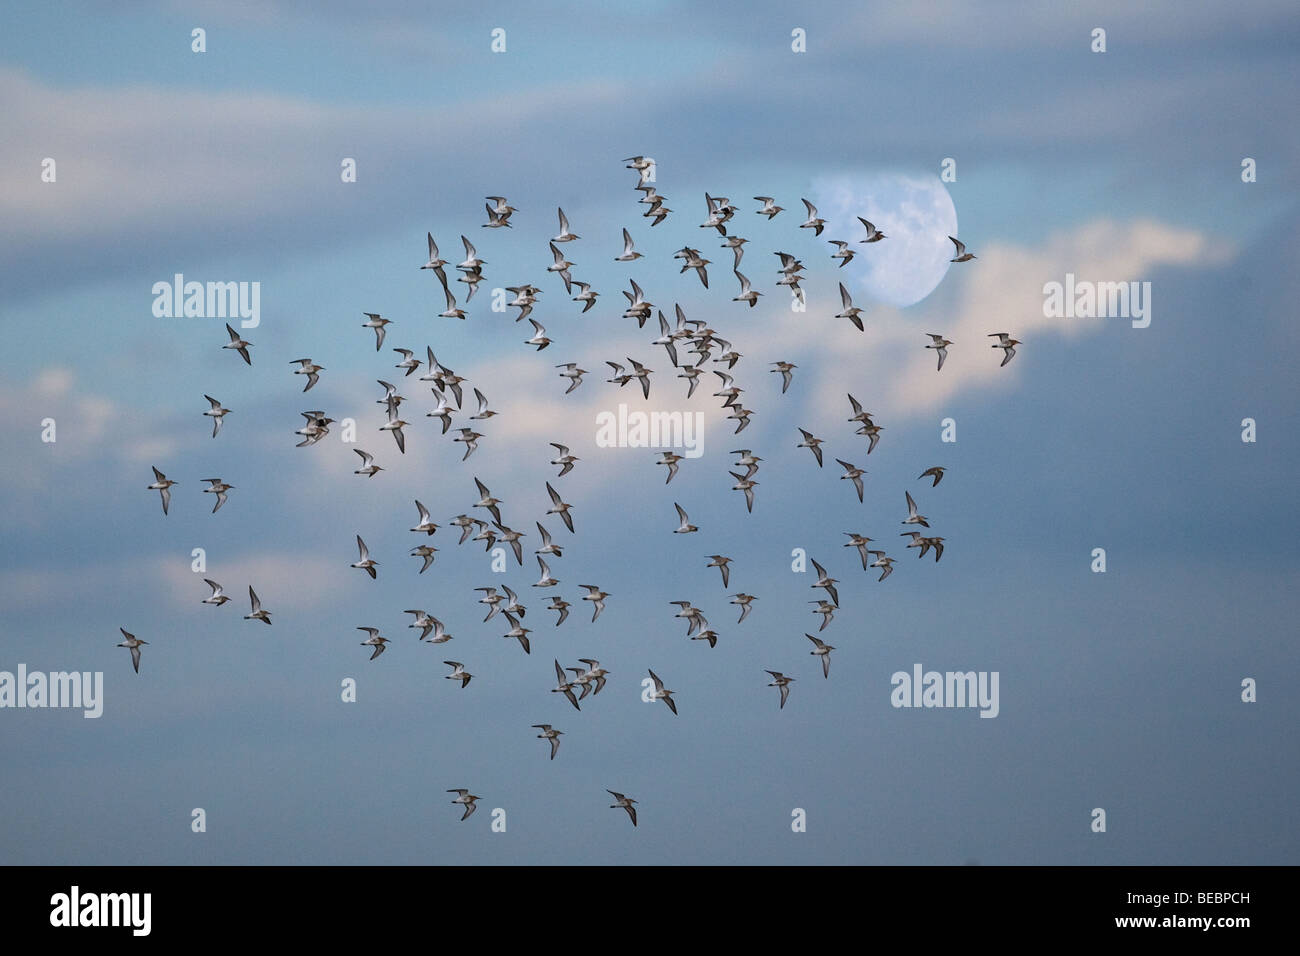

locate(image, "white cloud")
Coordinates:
0 66 630 271
799 217 1229 423
156 553 348 612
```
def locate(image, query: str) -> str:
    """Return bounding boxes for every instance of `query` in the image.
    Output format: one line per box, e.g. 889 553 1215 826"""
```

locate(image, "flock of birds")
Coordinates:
129 156 1019 828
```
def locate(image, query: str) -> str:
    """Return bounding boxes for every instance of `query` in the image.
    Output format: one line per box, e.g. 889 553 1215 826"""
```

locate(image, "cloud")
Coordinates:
0 365 125 466
156 552 347 612
0 66 630 299
849 218 1224 419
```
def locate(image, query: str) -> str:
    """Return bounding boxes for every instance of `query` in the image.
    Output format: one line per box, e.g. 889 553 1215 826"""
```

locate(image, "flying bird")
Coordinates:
692 629 719 648
549 442 580 476
532 724 564 760
410 544 437 574
552 207 578 242
706 555 732 588
353 449 383 478
918 466 946 487
857 421 885 454
502 611 531 654
548 241 575 294
408 499 439 536
657 451 683 484
361 313 390 351
651 312 680 366
847 393 874 426
608 790 638 827
222 323 252 364
579 584 609 623
858 218 887 243
476 587 503 622
147 466 177 515
424 616 453 643
624 155 653 180
379 414 409 454
835 460 866 503
116 628 147 674
351 535 378 579
535 521 563 558
546 482 574 533
732 270 762 307
948 236 976 262
771 361 796 393
578 659 609 695
494 523 527 566
439 284 466 320
203 395 230 437
425 390 454 435
810 600 836 632
844 532 874 570
552 658 581 711
810 559 840 607
673 502 698 534
533 556 559 589
405 609 436 641
626 358 653 399
677 364 702 398
836 282 865 331
525 319 551 351
457 235 486 272
547 596 570 627
393 348 421 377
454 427 482 460
807 634 835 678
902 491 930 528
447 789 479 820
721 235 748 268
730 593 757 623
729 471 758 512
796 428 824 467
799 199 825 235
444 661 472 687
989 332 1020 366
555 365 587 395
289 359 324 392
732 449 762 475
571 281 599 312
867 550 896 582
421 232 448 276
201 478 234 514
647 669 678 715
925 333 952 371
244 586 271 625
357 627 389 660
615 227 642 262
766 671 795 709
468 388 496 421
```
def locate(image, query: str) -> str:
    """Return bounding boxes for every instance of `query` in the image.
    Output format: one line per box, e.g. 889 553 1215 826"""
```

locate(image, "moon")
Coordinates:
812 172 957 308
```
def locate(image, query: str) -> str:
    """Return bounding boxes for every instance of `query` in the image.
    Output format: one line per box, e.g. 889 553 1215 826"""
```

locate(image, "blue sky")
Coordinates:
1 1 1297 864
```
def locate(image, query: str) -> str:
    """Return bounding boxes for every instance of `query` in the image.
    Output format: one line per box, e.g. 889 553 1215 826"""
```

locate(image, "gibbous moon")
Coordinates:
813 172 957 308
